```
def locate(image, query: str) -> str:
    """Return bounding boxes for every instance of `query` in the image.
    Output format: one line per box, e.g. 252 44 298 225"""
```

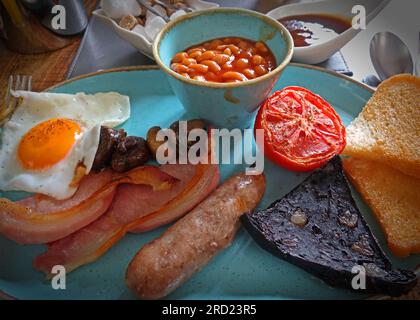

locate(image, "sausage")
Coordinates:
125 172 266 299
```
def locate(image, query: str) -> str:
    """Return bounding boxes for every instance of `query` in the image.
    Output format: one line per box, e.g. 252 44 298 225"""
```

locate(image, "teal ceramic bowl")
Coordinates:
153 8 294 129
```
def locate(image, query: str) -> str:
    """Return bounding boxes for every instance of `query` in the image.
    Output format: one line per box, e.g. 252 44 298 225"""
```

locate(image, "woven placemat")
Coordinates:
0 0 97 101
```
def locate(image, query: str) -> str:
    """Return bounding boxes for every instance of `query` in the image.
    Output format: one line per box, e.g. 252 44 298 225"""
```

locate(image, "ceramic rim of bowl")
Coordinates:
153 7 294 89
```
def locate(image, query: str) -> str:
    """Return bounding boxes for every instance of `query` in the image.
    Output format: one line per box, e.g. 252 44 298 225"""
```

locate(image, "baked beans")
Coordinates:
170 37 276 83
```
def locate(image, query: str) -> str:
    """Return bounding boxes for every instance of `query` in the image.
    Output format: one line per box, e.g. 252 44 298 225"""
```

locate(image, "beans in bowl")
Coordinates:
170 37 277 83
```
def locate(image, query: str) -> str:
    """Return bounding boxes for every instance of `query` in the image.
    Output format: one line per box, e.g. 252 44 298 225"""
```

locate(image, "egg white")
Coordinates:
0 91 131 200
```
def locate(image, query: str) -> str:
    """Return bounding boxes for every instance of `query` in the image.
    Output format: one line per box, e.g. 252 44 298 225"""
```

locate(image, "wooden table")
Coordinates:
0 0 97 98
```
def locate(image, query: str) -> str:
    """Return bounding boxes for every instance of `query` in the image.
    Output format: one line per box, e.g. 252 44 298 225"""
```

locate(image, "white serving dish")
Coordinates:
267 0 391 64
93 0 219 59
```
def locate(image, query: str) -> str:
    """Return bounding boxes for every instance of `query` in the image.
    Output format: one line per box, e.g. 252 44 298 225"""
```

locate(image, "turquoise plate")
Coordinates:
1 64 418 300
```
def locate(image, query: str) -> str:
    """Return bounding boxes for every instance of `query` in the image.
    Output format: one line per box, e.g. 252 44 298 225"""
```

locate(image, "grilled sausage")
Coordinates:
125 172 266 299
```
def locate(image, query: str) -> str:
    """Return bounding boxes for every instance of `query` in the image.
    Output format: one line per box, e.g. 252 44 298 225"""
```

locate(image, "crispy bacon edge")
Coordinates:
0 166 176 244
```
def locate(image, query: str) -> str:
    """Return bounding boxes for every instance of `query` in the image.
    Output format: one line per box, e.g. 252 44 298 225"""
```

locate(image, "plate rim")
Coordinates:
46 63 375 94
1 63 375 300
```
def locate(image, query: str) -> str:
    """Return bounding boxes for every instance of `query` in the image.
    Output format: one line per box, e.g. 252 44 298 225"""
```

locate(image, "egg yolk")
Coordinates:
17 118 82 171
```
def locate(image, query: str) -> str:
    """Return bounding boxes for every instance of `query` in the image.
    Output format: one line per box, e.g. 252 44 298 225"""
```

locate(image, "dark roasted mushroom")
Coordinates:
146 126 165 159
111 136 150 173
170 119 207 148
92 127 126 171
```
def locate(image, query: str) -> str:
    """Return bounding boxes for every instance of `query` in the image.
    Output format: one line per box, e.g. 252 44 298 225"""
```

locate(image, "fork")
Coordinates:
0 75 32 127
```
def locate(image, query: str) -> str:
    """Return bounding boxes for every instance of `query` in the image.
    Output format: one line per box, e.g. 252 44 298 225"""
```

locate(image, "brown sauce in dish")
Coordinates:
278 14 352 47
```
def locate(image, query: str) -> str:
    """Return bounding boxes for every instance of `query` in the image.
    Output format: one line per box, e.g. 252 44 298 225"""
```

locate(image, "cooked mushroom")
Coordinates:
92 127 126 172
170 119 207 148
146 126 166 159
111 136 150 172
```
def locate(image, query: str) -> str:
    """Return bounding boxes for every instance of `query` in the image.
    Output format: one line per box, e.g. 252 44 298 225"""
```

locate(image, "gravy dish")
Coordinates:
278 14 351 48
267 0 390 64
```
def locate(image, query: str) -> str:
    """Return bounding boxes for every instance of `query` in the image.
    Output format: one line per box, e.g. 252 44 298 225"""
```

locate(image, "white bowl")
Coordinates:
93 0 219 59
267 0 390 64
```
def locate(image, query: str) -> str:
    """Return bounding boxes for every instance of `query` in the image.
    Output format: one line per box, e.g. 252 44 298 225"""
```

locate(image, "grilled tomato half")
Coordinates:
255 87 346 171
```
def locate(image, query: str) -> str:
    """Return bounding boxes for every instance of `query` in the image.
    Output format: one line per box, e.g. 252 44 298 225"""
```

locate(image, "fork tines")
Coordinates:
1 75 32 126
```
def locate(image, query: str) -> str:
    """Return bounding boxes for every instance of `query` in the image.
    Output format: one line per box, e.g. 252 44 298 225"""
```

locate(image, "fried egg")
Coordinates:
0 91 130 200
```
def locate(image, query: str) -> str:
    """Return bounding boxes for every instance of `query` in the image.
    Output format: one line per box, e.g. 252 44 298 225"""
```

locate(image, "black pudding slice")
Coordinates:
242 156 417 297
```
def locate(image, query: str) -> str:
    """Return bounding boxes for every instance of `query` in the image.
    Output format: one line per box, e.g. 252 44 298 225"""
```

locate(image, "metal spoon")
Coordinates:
370 31 414 81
